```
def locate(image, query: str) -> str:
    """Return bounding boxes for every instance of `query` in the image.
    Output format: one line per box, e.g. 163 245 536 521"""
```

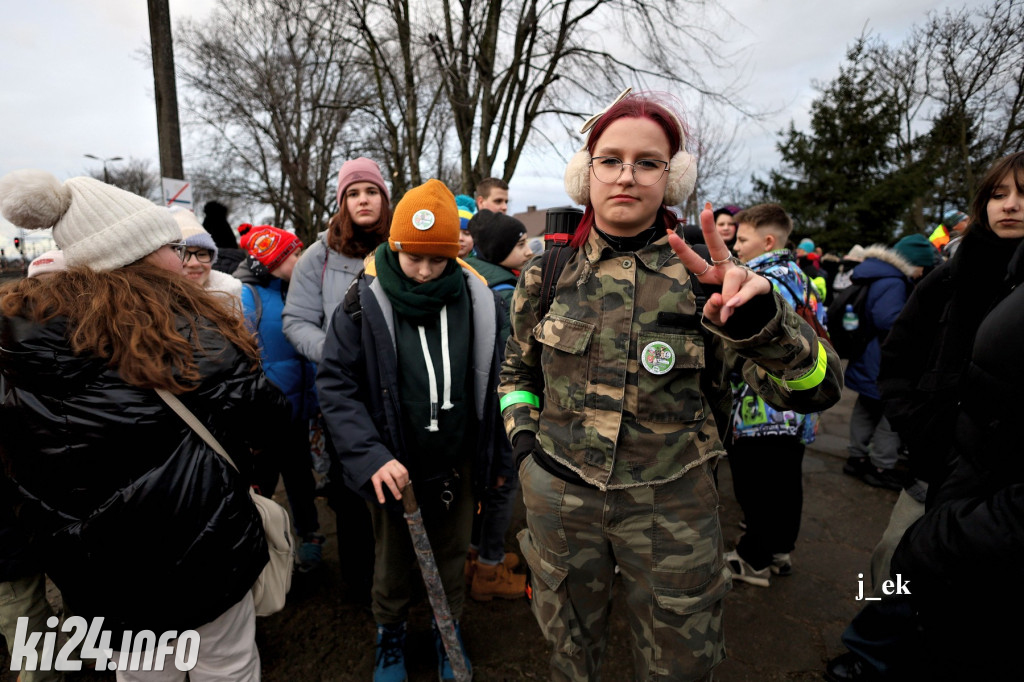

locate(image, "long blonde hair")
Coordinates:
1 262 259 393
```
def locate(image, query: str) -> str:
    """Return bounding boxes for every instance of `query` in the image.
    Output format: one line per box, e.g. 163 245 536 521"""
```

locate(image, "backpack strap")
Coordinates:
242 283 263 330
341 273 363 324
537 245 576 320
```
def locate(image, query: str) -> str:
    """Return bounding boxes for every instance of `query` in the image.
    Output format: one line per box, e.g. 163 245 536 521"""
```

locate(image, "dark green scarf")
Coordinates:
374 244 465 323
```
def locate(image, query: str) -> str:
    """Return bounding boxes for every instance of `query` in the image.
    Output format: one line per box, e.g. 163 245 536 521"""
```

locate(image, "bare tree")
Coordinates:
684 97 745 222
86 157 162 202
343 0 454 202
921 0 1024 203
176 0 369 243
330 0 742 194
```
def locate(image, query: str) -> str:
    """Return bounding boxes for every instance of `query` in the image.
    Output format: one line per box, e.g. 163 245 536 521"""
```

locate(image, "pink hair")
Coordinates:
571 93 686 248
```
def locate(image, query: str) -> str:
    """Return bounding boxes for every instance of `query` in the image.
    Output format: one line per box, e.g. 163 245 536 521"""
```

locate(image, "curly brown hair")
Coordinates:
326 200 392 258
0 263 259 393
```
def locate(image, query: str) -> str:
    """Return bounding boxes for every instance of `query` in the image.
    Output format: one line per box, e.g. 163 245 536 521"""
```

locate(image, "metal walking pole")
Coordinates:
401 483 471 682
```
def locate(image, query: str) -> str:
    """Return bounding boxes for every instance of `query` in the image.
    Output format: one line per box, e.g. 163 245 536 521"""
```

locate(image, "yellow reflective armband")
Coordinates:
769 340 829 392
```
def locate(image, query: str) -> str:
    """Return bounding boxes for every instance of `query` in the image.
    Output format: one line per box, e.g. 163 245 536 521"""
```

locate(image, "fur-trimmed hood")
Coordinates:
857 244 918 278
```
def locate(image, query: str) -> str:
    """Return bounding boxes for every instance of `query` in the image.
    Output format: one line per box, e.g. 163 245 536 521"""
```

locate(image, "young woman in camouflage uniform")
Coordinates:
498 91 843 681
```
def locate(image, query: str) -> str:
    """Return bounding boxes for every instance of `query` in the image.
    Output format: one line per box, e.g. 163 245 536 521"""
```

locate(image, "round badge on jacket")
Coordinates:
412 210 435 230
641 341 675 375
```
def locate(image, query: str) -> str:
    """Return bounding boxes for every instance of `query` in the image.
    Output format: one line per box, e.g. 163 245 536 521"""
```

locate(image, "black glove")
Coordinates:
513 431 537 469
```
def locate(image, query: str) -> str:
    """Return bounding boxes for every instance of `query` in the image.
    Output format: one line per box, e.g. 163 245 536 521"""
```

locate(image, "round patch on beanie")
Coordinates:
412 209 435 231
251 230 281 258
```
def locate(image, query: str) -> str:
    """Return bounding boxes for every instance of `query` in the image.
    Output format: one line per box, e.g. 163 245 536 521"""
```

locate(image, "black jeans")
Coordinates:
729 435 805 570
254 418 320 538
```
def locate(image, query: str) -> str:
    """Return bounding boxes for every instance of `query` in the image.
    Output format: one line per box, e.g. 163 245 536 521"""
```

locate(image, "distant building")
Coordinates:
512 205 547 239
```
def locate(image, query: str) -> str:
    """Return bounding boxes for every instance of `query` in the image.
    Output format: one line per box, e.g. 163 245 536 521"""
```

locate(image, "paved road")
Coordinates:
3 387 897 681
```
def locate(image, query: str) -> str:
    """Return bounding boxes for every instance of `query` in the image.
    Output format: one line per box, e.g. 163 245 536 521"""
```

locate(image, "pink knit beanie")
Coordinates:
336 158 390 210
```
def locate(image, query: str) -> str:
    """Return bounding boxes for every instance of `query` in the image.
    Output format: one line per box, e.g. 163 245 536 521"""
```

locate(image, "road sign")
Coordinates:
162 178 193 210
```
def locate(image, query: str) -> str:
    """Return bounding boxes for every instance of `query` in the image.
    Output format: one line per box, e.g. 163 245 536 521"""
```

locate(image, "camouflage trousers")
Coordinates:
518 456 730 681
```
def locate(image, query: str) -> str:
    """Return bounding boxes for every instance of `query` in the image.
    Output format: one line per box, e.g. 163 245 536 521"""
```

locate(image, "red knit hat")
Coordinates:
238 223 303 272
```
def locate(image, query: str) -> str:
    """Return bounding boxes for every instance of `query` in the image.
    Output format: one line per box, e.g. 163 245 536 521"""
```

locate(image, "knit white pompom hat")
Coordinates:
0 170 182 271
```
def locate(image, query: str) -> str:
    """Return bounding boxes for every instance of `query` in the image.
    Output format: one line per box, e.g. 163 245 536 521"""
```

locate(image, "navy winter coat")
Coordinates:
316 265 514 507
843 247 915 399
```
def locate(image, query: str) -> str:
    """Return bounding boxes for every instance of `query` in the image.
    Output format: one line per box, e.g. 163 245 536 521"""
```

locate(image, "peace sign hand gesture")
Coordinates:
667 202 771 326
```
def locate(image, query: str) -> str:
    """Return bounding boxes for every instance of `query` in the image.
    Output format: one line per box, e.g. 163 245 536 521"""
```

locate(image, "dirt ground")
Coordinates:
2 396 894 682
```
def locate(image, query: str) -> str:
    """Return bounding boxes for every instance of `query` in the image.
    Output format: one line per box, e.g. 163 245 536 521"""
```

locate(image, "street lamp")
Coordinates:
84 154 124 183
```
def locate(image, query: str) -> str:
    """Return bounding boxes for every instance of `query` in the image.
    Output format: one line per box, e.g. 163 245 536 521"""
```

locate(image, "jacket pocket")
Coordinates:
535 315 594 412
637 331 705 423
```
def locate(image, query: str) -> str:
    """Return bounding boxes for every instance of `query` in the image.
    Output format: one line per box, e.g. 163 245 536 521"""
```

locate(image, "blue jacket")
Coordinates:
844 246 915 399
238 261 318 422
731 250 825 443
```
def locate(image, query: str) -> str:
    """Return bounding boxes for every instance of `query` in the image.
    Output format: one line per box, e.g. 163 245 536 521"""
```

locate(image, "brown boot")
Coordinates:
470 561 527 601
464 549 479 585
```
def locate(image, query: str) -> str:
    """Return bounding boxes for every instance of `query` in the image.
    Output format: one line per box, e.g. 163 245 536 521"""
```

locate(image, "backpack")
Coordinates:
825 281 874 359
774 278 831 345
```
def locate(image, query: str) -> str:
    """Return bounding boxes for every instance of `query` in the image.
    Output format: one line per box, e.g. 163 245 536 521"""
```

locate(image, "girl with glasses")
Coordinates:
499 91 843 681
171 207 243 303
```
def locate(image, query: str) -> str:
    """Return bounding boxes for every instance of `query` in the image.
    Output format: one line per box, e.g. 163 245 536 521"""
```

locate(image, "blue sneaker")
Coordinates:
297 533 325 573
432 619 471 681
374 623 407 682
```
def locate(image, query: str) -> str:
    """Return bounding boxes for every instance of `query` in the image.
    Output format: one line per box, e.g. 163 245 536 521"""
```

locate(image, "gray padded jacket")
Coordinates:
282 232 367 363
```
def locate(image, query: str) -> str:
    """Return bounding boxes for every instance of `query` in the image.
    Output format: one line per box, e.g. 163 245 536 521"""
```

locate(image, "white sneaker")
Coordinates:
724 550 771 587
771 553 792 576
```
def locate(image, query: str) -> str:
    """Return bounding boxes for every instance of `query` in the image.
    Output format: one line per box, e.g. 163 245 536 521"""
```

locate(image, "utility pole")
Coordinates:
148 0 184 182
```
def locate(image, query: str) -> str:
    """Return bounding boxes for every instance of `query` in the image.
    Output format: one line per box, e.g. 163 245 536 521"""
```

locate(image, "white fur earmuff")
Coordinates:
0 169 72 230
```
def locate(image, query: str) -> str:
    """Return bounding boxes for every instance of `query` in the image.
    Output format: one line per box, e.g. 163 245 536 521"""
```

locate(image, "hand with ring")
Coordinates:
667 202 771 325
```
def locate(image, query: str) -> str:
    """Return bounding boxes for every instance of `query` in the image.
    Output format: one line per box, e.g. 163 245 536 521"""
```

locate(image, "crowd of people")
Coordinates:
0 89 1020 682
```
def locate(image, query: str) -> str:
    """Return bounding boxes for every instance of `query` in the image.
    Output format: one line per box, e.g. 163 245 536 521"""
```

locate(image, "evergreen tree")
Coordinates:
754 40 903 249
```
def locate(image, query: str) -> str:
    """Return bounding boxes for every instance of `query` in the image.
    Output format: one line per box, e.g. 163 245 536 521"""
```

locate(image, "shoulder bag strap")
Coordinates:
155 388 239 473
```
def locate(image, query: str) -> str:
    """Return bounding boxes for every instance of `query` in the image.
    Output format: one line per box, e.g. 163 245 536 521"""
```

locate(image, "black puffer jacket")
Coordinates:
890 238 1024 679
879 228 1023 488
0 312 290 638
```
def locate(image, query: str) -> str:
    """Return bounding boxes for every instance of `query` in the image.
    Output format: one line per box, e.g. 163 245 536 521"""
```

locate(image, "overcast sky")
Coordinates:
0 0 987 256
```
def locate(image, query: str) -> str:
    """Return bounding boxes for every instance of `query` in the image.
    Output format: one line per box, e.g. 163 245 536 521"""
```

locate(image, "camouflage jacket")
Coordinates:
498 227 843 490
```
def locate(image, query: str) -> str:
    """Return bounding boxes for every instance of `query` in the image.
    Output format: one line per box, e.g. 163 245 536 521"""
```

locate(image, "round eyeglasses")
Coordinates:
183 249 214 264
590 156 669 186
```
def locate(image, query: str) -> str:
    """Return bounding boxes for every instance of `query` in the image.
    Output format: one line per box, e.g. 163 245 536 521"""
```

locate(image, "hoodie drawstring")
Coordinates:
418 306 453 431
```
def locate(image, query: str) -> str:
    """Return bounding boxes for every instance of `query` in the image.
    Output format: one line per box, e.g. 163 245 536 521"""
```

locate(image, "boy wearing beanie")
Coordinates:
462 208 533 602
234 224 325 573
317 179 512 682
455 194 477 257
465 209 534 305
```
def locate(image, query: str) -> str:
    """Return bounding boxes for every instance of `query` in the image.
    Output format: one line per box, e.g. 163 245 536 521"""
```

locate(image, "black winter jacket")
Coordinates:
890 237 1024 678
879 228 1023 487
0 312 290 639
316 265 514 509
